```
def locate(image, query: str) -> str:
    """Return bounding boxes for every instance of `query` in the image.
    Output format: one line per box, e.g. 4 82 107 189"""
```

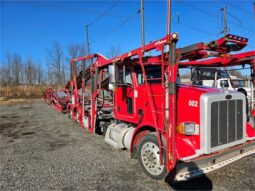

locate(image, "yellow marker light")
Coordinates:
176 123 185 134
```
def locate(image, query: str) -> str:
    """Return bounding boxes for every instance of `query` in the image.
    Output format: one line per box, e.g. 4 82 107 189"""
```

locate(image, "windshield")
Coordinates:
135 65 182 85
232 80 245 88
136 66 162 84
217 70 229 78
220 80 230 88
192 68 229 81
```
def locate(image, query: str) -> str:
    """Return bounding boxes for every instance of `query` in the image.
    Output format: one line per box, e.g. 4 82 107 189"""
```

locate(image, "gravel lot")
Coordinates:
0 99 254 191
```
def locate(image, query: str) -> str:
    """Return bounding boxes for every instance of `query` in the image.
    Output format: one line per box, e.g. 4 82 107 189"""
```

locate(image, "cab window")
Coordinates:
135 65 162 85
220 80 230 88
117 66 132 85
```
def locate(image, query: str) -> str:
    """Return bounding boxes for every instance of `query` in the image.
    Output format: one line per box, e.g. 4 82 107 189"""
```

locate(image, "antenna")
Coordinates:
221 6 229 35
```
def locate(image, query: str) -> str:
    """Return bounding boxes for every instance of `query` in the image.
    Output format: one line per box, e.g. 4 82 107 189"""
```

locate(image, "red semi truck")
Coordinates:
45 33 255 181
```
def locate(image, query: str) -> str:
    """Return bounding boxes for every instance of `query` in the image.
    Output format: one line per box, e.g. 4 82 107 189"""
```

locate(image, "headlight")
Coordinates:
176 122 199 135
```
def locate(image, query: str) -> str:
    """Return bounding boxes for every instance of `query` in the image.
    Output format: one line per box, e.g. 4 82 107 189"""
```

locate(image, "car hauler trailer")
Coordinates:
44 87 70 113
45 33 255 181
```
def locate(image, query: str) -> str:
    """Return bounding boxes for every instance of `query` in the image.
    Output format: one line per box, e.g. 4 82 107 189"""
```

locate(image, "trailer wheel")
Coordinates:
137 134 167 180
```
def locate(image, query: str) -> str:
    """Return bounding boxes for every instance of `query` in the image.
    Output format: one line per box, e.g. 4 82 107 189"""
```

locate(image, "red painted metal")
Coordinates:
44 32 255 179
44 87 70 113
44 87 53 105
179 51 255 67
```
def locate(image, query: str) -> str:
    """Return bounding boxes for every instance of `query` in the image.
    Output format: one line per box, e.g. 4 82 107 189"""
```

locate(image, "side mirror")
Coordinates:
108 65 116 91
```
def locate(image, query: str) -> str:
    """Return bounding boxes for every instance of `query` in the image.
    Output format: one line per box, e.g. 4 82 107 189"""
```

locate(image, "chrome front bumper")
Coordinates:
175 141 255 181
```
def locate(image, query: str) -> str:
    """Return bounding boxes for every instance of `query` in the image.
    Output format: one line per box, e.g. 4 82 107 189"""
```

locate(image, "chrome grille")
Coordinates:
210 100 243 148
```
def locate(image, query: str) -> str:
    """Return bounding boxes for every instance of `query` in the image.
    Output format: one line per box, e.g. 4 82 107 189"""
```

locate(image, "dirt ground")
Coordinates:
0 99 254 191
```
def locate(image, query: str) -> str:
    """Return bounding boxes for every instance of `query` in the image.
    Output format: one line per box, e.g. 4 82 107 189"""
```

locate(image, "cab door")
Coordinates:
114 66 136 122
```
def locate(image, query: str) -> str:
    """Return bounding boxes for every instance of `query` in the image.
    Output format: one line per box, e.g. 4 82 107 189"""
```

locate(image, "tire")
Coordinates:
102 125 108 136
137 133 167 180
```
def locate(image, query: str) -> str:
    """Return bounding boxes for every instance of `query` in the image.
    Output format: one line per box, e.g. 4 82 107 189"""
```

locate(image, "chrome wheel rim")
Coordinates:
141 142 164 176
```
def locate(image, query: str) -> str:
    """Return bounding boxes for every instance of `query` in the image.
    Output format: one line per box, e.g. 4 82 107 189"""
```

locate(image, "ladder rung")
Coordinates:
152 111 164 114
148 94 164 97
145 78 163 81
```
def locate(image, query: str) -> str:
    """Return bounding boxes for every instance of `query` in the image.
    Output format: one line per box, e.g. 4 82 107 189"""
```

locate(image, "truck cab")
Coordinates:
191 67 253 106
191 67 231 88
105 63 255 180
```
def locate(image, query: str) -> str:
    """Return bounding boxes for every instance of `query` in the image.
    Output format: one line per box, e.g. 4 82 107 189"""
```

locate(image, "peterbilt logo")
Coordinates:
225 95 232 99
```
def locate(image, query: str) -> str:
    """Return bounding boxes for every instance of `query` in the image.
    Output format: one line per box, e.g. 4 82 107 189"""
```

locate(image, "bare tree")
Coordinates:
67 44 80 78
6 53 12 84
67 44 80 59
107 45 121 58
12 54 22 85
78 43 86 57
3 53 23 85
25 57 35 85
36 63 43 85
0 61 7 85
66 43 88 79
46 63 54 85
47 41 66 84
1 52 48 86
67 42 87 58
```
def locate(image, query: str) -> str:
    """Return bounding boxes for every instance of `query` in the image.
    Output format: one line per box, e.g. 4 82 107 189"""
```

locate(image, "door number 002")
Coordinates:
188 100 198 107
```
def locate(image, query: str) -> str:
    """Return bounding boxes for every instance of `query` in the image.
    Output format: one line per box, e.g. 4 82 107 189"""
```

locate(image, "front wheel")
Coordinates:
137 134 167 180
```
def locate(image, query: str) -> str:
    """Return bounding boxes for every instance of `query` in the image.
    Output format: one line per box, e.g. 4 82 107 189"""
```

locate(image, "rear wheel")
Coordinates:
137 134 167 180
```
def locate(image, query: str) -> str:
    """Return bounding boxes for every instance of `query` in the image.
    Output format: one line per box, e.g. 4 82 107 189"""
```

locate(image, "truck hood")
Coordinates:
178 84 229 94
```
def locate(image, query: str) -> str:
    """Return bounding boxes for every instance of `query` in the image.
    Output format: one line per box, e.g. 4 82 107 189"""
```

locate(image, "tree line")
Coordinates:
0 42 125 87
0 42 87 86
0 42 121 86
